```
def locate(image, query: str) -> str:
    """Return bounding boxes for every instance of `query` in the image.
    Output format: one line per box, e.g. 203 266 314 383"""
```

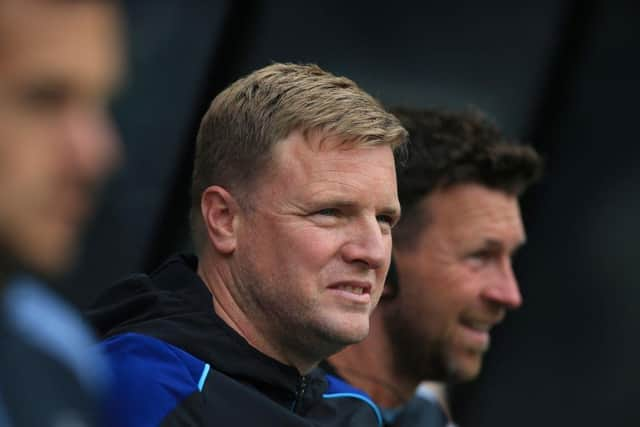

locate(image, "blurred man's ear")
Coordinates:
200 186 240 255
382 255 399 300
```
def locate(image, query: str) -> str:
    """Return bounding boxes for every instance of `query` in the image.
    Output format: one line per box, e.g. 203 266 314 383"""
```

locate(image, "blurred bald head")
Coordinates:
0 0 125 283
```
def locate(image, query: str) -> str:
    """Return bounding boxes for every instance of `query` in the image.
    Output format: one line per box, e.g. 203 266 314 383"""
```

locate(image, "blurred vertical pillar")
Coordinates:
142 0 264 273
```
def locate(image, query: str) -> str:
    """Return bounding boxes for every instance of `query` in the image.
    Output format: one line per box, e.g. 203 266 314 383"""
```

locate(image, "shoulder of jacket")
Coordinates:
100 332 211 427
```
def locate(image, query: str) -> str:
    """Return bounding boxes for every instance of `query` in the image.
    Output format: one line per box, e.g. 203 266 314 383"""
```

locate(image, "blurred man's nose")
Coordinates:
64 107 122 183
482 260 523 310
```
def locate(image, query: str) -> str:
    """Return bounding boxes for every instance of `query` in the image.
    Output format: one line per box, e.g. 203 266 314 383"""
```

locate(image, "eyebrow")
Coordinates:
483 238 526 254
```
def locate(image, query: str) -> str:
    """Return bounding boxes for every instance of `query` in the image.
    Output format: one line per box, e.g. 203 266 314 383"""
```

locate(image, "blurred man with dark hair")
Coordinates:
90 63 406 426
0 0 124 425
328 107 543 426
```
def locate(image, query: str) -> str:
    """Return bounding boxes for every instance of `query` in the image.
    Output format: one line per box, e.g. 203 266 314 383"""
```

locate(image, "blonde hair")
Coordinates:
190 63 407 249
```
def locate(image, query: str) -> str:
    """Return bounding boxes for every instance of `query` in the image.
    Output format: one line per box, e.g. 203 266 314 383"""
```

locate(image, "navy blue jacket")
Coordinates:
0 278 108 427
89 255 382 426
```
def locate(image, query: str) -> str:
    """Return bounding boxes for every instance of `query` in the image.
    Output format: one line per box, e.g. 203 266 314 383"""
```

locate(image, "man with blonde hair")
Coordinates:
90 63 406 426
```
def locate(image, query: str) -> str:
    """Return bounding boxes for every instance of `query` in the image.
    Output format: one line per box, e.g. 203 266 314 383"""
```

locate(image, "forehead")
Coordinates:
424 183 525 246
0 1 123 92
264 130 399 207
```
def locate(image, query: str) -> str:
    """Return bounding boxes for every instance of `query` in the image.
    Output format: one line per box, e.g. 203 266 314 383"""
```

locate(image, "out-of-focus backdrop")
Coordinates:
61 1 639 425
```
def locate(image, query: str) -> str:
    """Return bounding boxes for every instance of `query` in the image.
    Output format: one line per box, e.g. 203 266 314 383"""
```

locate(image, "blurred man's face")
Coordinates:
387 184 524 382
0 1 124 278
233 130 400 363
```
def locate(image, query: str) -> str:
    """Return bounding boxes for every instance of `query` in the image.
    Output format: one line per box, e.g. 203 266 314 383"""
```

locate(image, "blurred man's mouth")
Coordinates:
459 318 498 352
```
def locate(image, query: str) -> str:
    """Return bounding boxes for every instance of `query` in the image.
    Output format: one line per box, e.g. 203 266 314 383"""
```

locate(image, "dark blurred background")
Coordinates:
61 0 640 425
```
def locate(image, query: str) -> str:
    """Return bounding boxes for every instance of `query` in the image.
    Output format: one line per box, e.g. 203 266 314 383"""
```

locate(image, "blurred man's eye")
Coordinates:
466 249 494 268
21 84 69 112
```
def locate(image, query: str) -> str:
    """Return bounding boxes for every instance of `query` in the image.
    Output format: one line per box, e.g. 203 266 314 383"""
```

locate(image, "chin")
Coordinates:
323 316 370 346
333 327 369 346
448 356 483 383
25 241 77 279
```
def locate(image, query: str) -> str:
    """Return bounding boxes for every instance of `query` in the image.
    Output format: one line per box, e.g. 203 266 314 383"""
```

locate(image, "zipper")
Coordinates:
291 375 308 414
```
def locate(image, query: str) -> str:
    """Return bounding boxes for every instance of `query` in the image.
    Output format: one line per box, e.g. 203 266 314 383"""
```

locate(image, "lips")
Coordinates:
334 284 366 295
459 316 503 352
461 320 492 332
327 281 372 303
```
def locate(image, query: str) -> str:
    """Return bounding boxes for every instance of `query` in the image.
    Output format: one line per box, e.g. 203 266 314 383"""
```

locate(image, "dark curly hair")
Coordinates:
390 107 543 250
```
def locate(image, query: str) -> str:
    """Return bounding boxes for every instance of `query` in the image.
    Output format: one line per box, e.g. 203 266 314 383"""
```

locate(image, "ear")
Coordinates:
200 185 241 255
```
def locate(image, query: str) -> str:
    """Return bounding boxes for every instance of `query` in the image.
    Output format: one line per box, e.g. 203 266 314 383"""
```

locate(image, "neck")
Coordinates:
197 252 317 375
328 308 418 408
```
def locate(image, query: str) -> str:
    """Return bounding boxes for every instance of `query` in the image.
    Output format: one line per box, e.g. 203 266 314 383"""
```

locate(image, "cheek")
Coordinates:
0 125 61 181
250 224 338 285
1 106 56 142
454 269 491 306
0 154 53 246
402 267 472 325
0 150 43 214
286 227 343 266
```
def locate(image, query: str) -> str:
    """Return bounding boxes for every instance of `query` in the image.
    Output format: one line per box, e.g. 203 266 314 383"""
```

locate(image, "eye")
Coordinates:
466 249 493 268
310 208 343 225
376 214 399 236
470 249 491 259
315 208 340 217
22 84 69 112
376 214 395 226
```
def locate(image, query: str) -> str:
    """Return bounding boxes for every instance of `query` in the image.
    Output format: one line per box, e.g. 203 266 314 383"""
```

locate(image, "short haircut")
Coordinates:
190 63 408 250
390 107 543 250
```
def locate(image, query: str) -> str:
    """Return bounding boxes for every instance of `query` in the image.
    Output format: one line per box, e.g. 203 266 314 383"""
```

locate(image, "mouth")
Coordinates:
461 320 492 332
459 318 499 352
327 281 372 303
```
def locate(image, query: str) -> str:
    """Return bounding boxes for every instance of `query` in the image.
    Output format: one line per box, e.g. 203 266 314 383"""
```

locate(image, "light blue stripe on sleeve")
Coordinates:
198 363 211 391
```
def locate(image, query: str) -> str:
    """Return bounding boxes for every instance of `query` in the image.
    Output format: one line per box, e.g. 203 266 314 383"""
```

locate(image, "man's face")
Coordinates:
234 130 400 360
387 183 524 382
0 1 123 277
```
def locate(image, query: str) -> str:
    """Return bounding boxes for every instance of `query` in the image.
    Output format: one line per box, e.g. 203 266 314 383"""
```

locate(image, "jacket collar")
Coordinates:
90 254 327 409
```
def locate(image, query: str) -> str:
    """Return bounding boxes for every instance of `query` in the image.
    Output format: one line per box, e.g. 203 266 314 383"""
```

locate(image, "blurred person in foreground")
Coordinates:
89 63 407 426
327 107 543 426
0 0 124 425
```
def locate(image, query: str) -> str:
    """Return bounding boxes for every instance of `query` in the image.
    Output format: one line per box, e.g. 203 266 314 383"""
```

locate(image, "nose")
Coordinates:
340 217 388 271
63 107 122 185
482 259 523 310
